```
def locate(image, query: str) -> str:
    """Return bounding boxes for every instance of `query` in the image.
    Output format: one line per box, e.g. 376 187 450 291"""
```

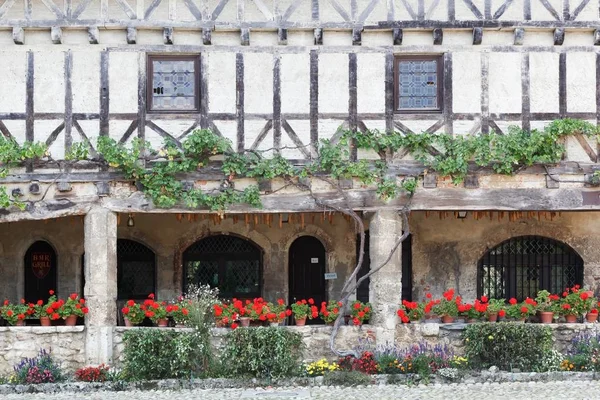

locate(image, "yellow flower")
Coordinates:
488 335 494 340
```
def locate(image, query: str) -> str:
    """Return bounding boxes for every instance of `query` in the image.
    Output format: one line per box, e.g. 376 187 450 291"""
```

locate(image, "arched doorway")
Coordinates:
478 236 584 301
117 239 156 300
183 235 262 299
24 241 58 303
289 236 326 324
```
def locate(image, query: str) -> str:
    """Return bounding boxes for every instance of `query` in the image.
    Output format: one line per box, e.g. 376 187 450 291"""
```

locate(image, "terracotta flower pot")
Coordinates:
564 314 578 323
441 315 454 324
295 317 307 326
240 317 251 327
40 316 51 327
15 320 26 327
539 311 554 324
124 318 134 327
586 313 598 323
487 313 498 322
65 315 78 326
157 318 169 327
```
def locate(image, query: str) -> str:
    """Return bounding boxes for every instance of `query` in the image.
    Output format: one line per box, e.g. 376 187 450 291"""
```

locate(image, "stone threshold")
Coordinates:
0 372 597 394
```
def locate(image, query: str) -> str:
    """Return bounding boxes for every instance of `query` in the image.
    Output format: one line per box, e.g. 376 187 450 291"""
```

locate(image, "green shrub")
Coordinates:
463 322 552 371
122 329 205 380
221 327 304 379
323 371 373 386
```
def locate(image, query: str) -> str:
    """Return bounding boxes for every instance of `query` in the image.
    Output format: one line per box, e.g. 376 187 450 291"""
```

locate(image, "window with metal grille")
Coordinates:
117 239 156 300
147 55 200 113
394 55 443 113
183 235 262 299
478 236 583 301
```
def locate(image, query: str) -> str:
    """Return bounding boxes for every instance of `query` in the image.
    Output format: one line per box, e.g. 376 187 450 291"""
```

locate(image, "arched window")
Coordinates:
183 235 262 299
117 239 156 300
478 236 583 301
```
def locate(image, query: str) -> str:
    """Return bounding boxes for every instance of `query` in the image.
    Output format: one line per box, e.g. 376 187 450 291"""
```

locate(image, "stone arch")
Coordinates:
173 227 272 293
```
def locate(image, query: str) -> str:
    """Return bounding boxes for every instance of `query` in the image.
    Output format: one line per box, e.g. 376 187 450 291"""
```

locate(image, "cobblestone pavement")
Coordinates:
2 381 600 400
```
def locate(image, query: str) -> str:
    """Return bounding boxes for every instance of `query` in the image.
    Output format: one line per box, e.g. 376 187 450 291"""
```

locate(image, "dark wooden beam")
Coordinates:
236 52 244 153
309 49 318 158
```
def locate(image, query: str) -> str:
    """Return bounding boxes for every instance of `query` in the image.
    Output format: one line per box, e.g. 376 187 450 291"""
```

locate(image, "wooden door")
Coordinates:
289 236 326 325
24 241 57 303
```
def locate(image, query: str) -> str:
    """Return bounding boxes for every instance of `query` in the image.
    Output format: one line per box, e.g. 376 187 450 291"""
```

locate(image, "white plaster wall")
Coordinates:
281 53 310 114
530 52 559 113
108 52 139 114
34 51 64 113
567 52 596 113
488 52 521 114
357 53 385 113
278 0 312 22
207 52 236 114
318 53 348 113
452 52 481 114
244 52 273 113
72 51 100 113
0 51 26 113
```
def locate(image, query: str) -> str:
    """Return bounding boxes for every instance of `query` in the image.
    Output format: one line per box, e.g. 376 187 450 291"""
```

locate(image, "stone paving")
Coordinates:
2 381 600 400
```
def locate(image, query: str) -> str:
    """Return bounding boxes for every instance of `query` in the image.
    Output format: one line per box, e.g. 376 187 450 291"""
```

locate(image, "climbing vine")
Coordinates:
0 118 598 212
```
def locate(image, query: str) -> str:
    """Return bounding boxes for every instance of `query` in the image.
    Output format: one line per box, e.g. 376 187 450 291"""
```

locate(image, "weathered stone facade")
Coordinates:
1 0 600 370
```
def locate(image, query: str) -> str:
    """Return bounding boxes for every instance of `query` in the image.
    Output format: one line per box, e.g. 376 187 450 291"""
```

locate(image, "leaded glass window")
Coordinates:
148 55 200 112
394 56 443 112
117 239 156 299
183 235 262 299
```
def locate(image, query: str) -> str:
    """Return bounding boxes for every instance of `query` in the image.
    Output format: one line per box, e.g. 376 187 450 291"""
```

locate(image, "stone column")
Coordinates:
84 206 117 365
369 210 403 343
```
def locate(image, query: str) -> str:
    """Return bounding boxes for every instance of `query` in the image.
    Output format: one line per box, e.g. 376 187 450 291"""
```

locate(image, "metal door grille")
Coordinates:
117 239 156 300
183 235 262 299
478 236 583 301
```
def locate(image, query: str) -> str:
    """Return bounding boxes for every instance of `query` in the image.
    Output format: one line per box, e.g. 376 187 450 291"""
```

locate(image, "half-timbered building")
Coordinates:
1 0 600 367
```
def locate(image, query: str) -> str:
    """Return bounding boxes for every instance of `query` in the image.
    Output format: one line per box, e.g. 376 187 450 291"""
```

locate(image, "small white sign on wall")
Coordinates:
311 258 319 263
324 272 337 280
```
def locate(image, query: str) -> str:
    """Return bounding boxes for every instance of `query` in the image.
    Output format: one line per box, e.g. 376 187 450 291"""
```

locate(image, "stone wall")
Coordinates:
111 322 600 368
0 326 85 375
410 211 600 301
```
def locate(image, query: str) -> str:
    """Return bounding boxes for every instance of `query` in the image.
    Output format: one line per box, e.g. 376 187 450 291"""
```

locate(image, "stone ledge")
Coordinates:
113 327 194 333
0 326 85 333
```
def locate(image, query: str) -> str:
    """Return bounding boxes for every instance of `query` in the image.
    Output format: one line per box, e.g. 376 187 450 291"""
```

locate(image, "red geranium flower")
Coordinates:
509 298 517 305
148 293 155 300
231 323 238 330
6 310 13 317
520 306 528 313
182 308 188 315
51 312 59 320
353 302 361 310
352 317 360 325
480 296 488 303
127 300 135 307
498 309 506 317
581 292 590 300
122 307 130 315
426 293 432 299
590 309 598 314
82 307 89 314
145 311 154 318
285 309 292 316
308 298 314 305
37 300 43 306
17 314 25 320
80 299 85 304
20 299 25 304
277 299 285 306
49 290 54 295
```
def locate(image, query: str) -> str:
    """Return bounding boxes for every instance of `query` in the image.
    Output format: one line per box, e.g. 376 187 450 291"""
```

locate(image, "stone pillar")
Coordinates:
369 210 402 343
84 206 117 365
